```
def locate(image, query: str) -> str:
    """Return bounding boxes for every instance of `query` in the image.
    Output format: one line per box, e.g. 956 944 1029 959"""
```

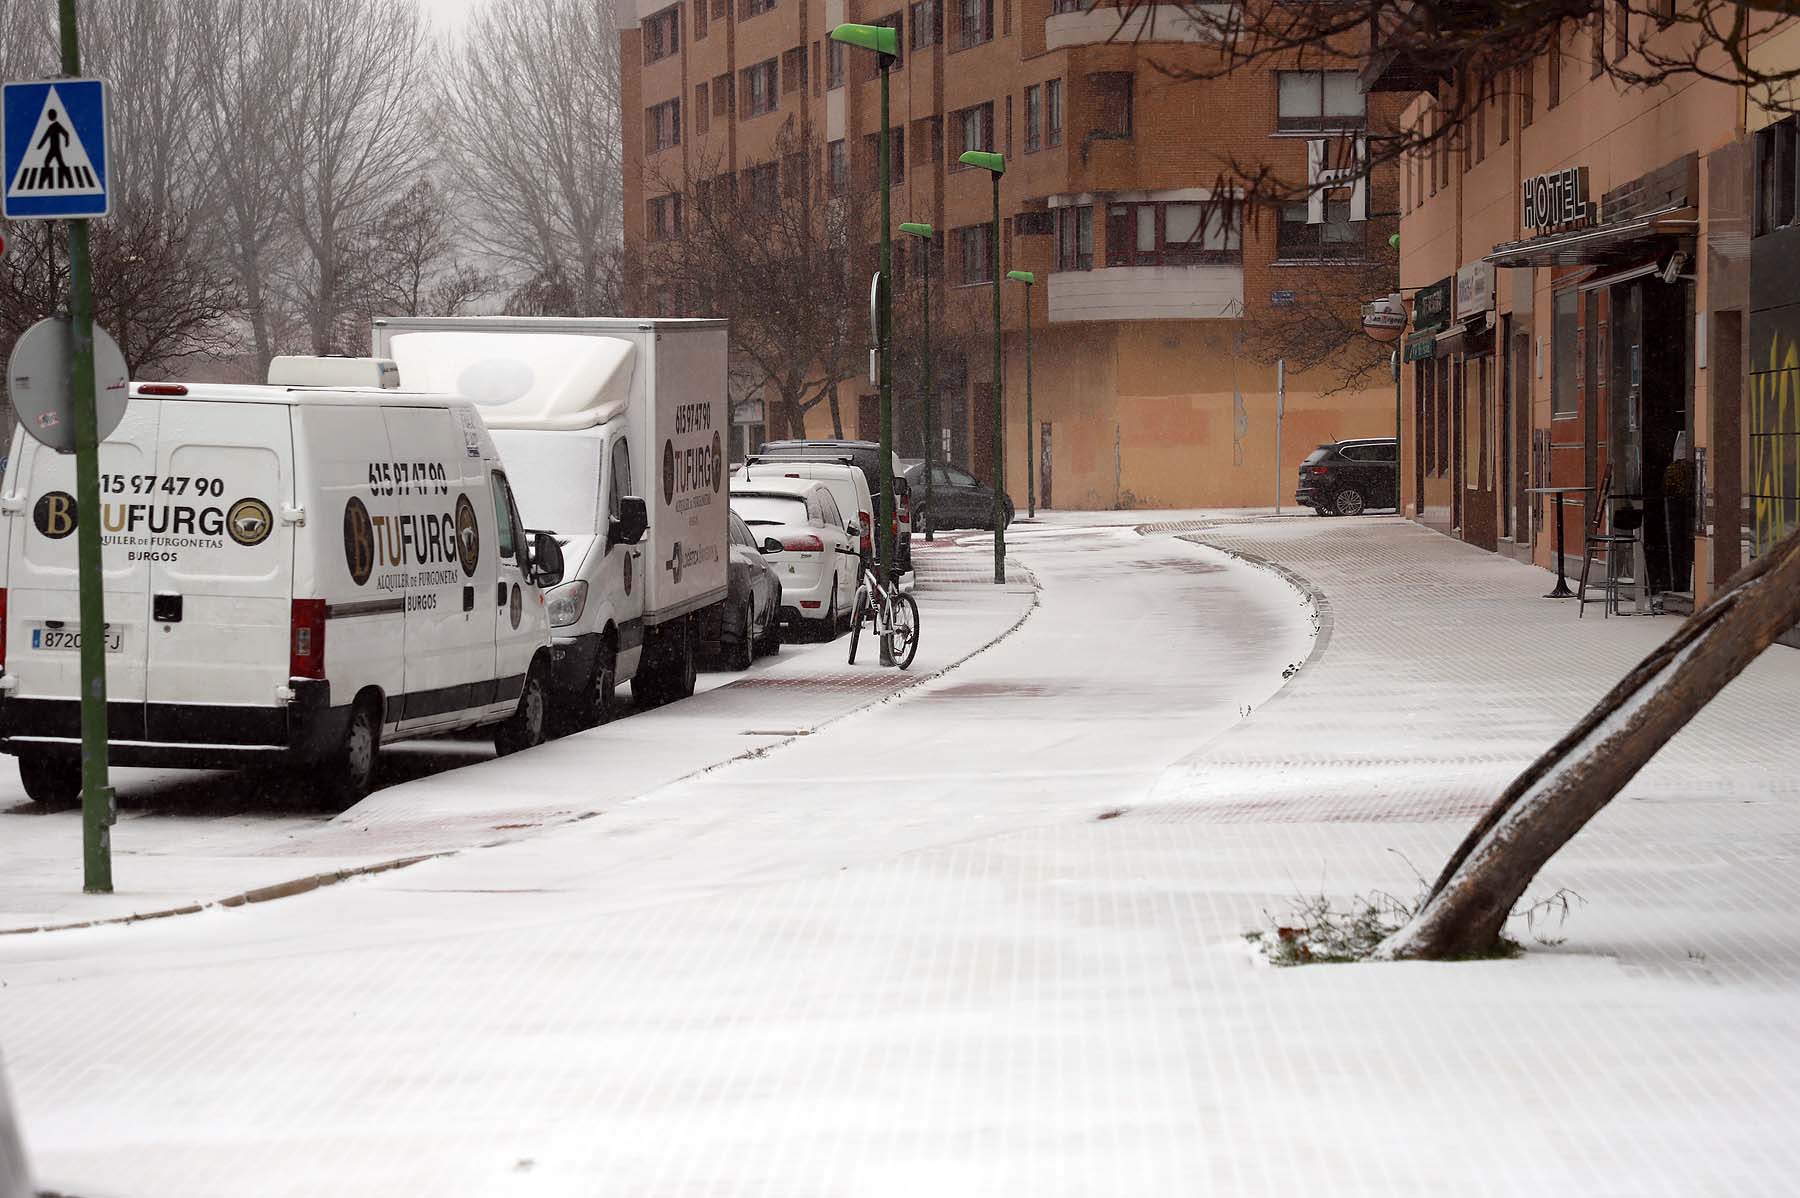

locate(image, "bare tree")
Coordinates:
1238 249 1397 394
357 177 494 320
187 0 300 374
443 0 622 315
275 0 434 353
642 125 871 439
82 0 207 217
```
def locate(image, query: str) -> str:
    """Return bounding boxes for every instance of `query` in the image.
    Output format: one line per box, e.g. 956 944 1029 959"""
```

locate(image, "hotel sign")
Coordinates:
1522 166 1596 233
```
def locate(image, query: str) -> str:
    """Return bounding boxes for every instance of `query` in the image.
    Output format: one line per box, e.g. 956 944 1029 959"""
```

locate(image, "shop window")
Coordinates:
646 99 681 152
957 223 995 285
955 0 994 48
1755 116 1799 236
741 59 779 117
643 5 681 63
950 102 995 167
910 0 942 48
1277 70 1365 132
1552 288 1579 418
1276 200 1364 261
1055 205 1092 271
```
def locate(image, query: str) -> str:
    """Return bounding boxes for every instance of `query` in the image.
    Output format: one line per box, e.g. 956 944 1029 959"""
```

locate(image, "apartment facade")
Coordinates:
620 0 1399 509
1389 7 1800 610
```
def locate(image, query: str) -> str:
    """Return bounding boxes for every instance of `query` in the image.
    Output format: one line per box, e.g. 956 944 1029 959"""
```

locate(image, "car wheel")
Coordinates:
16 754 81 805
1334 488 1367 517
756 599 781 657
823 580 842 641
723 597 755 671
319 697 381 809
495 662 549 756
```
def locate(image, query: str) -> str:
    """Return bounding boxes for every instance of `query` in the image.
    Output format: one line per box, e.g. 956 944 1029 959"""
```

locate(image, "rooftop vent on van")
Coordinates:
267 356 401 390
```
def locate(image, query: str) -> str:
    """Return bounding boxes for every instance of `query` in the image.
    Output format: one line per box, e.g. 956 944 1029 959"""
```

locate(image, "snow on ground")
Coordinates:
3 512 1799 1196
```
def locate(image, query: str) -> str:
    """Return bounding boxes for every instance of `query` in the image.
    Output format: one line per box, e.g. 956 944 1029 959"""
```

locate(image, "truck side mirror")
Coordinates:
528 530 565 589
609 495 649 549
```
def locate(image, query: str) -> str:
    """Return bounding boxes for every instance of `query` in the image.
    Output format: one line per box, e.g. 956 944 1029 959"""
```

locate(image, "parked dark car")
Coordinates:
720 510 783 669
755 439 912 571
1295 438 1399 516
903 461 1014 531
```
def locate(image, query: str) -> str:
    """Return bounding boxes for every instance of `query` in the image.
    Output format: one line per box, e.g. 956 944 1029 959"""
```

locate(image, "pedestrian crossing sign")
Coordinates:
2 78 111 220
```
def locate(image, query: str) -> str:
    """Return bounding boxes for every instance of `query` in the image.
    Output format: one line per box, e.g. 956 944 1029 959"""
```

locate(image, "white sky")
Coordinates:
419 0 482 36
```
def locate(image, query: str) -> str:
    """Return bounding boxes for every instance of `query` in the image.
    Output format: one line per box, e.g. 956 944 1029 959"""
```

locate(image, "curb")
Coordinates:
1 562 1043 939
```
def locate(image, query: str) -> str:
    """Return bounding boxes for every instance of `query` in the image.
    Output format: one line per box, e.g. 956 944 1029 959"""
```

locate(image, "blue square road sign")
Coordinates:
3 77 111 220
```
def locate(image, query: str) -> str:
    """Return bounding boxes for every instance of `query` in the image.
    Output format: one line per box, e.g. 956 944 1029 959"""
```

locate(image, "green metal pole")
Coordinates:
921 237 934 542
877 61 896 666
59 0 114 893
1023 283 1034 519
990 173 1004 585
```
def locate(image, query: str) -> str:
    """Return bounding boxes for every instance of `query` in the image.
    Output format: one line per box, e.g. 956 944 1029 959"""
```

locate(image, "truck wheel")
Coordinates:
320 699 381 809
16 754 81 805
674 620 698 698
496 663 549 756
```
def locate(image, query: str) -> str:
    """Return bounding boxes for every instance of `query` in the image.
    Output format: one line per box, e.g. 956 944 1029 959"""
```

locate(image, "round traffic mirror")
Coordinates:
6 317 130 452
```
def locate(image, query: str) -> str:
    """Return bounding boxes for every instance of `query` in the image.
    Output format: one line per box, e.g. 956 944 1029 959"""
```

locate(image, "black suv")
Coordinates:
1295 437 1398 516
756 439 912 572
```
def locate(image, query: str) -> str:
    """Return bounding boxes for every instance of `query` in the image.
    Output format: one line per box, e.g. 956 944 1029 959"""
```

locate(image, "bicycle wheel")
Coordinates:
847 584 868 664
883 592 920 670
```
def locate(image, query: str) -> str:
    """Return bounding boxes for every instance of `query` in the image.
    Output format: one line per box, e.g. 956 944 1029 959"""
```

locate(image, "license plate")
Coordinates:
30 625 124 653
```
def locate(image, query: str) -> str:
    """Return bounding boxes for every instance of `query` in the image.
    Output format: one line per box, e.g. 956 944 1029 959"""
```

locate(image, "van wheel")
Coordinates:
496 663 549 756
17 755 81 806
321 700 380 809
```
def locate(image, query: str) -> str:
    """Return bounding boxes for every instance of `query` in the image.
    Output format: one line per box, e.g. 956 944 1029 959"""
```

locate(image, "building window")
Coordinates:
1614 0 1628 60
1276 70 1365 132
827 39 846 89
957 223 995 285
1520 63 1534 129
862 129 905 185
1755 116 1799 236
1548 33 1562 108
711 0 726 17
695 0 708 40
1046 78 1063 146
694 83 709 135
910 0 941 48
742 59 779 117
869 15 903 69
1275 200 1364 261
955 0 994 49
950 102 995 167
827 140 847 194
712 73 732 116
1107 200 1241 267
643 5 681 63
1051 0 1082 11
1024 84 1041 152
1055 205 1092 271
1552 288 1578 419
743 162 779 208
913 116 943 165
1498 75 1510 145
647 194 683 241
1090 72 1133 138
741 0 774 17
1015 210 1054 236
1471 81 1485 166
646 99 681 152
782 47 805 93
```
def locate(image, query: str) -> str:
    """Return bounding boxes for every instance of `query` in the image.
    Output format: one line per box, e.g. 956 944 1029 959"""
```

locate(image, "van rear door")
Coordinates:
142 399 294 739
4 403 160 733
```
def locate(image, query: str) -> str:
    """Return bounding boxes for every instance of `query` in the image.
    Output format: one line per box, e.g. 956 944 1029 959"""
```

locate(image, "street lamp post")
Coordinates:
831 21 899 662
959 150 1006 584
900 222 934 541
1007 270 1035 519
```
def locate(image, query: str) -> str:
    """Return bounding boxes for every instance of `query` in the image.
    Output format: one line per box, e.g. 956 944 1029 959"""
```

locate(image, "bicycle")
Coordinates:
843 549 919 669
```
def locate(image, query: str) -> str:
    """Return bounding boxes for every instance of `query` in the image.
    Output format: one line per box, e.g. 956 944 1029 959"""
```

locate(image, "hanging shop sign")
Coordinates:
1522 166 1596 233
1413 277 1452 334
1455 260 1495 319
1404 331 1437 362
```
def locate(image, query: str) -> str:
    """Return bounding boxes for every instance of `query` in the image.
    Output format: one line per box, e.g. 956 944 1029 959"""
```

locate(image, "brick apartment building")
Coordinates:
619 0 1399 509
1390 5 1799 614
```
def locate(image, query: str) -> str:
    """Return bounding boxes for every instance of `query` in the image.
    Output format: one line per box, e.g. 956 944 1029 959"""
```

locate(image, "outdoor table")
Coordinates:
1524 485 1594 598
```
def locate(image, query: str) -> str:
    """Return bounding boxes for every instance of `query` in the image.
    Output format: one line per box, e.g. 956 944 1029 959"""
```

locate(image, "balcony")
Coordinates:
1047 264 1244 323
1045 1 1232 50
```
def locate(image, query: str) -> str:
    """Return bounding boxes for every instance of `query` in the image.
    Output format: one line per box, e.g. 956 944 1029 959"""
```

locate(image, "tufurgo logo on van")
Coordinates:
662 401 722 508
341 492 480 588
227 498 273 547
33 490 274 556
33 492 76 539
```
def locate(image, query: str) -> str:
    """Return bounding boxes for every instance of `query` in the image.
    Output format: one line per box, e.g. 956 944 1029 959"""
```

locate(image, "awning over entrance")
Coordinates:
1484 205 1698 268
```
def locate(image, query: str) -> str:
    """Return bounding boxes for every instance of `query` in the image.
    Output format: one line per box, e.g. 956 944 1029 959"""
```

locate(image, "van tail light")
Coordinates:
859 510 873 553
136 383 188 396
780 534 824 553
0 588 8 673
290 599 326 680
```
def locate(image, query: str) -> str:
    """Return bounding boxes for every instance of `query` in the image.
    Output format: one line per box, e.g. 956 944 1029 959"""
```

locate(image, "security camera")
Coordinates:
1661 251 1688 285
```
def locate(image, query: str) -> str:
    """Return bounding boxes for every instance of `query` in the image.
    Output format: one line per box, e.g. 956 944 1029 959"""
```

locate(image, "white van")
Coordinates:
0 378 565 805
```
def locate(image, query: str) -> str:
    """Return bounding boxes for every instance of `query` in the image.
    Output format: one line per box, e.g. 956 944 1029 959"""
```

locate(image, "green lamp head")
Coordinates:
958 150 1006 175
1389 233 1401 250
1006 270 1035 285
829 22 899 58
900 222 934 238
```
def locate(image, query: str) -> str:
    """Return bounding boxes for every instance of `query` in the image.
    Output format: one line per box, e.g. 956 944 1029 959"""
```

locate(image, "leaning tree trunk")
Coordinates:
1376 525 1800 961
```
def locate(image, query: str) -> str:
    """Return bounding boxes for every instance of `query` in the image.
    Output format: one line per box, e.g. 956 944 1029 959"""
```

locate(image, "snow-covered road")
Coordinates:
5 513 1799 1197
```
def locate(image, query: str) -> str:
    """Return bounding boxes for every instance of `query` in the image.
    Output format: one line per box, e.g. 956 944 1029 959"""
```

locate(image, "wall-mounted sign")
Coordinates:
1404 331 1437 362
1413 277 1452 334
1522 166 1596 233
1455 260 1495 319
1270 290 1296 307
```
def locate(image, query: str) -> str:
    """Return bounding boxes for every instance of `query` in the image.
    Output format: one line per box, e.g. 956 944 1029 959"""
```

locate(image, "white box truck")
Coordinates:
0 377 567 805
371 317 729 725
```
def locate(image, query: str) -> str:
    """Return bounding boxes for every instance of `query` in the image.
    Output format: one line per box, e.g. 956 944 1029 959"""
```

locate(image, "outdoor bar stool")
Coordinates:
1577 501 1642 619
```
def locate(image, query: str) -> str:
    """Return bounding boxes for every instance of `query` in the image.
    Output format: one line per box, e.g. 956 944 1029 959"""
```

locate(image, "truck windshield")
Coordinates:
489 430 604 534
733 495 808 527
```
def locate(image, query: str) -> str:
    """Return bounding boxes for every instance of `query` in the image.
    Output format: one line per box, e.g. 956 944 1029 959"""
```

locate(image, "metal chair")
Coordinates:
1577 479 1641 618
